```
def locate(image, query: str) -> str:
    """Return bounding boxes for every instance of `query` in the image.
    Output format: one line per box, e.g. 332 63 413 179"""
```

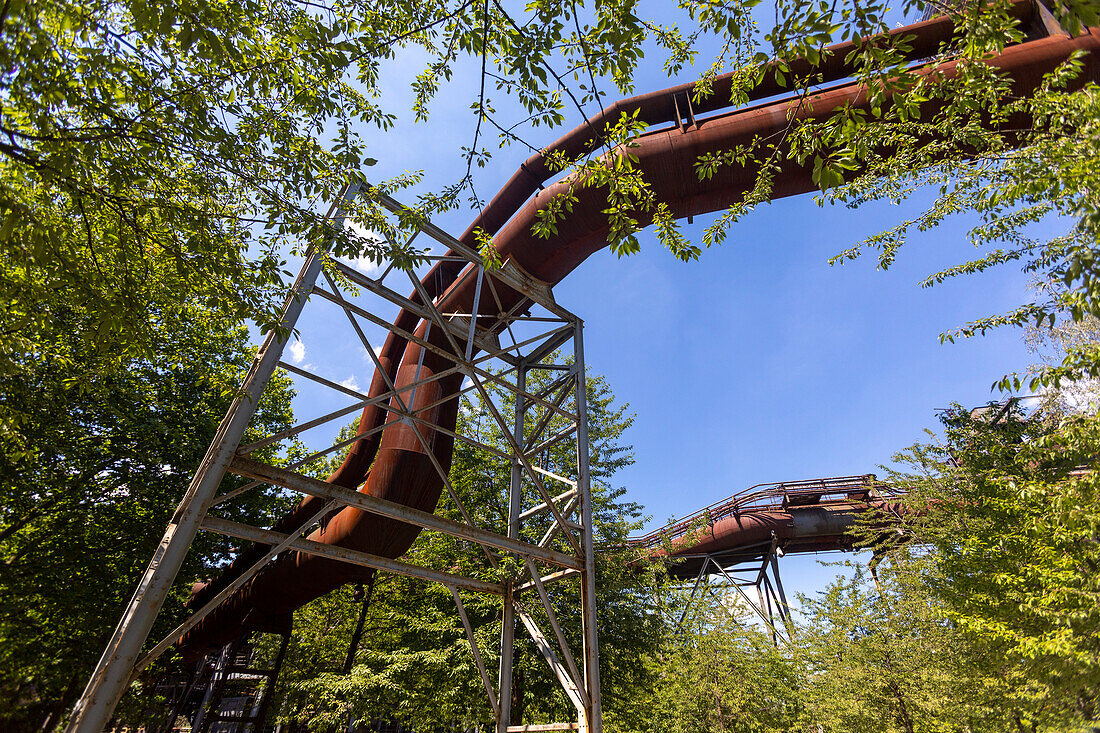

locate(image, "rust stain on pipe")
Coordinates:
178 18 1100 659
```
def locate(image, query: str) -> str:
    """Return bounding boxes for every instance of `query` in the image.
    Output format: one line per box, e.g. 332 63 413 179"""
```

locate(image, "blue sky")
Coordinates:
273 3 1053 604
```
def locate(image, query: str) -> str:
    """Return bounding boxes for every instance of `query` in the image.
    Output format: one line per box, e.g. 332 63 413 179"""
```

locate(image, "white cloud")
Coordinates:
340 375 362 392
1038 380 1100 416
361 344 383 364
288 337 306 364
340 220 386 276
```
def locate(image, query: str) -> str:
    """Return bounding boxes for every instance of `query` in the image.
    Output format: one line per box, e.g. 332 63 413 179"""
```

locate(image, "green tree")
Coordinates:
0 299 298 732
0 0 387 366
786 305 1100 733
792 563 1035 733
639 593 801 733
0 0 651 368
882 403 1100 730
12 0 1096 376
9 0 1100 728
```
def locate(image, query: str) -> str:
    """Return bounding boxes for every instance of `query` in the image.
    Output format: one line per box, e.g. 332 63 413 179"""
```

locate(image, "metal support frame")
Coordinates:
191 628 289 733
676 538 794 645
67 186 602 733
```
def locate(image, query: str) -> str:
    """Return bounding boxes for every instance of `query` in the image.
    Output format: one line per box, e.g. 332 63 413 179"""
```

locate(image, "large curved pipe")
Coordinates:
178 18 1100 658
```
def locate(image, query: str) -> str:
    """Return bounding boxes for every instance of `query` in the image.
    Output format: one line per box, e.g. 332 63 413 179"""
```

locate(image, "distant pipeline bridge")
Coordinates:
630 474 904 579
628 474 907 641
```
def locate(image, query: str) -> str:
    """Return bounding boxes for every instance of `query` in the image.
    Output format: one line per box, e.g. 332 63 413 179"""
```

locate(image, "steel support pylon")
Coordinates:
675 537 795 645
66 183 602 733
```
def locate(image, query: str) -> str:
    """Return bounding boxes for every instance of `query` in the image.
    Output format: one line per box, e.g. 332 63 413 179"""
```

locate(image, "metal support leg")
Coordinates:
190 645 230 733
497 363 525 732
497 584 516 732
156 662 204 733
769 553 794 637
66 185 358 732
252 630 292 730
755 536 781 645
197 634 250 733
573 322 601 733
450 586 499 719
678 560 711 628
755 583 776 646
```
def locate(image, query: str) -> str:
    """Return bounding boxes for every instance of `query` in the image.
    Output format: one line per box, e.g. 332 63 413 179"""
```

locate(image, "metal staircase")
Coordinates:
155 628 291 733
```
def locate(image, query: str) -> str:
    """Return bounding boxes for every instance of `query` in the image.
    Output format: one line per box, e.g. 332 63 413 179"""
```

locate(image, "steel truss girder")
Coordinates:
66 185 603 733
679 535 795 646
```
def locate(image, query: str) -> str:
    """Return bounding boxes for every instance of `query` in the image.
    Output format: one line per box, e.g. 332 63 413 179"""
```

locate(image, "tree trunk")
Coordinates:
511 669 525 726
343 576 375 675
888 680 915 733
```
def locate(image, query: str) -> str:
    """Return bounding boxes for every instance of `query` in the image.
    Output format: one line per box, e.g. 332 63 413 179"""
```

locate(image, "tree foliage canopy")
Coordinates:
5 0 1099 386
875 405 1100 726
0 298 298 731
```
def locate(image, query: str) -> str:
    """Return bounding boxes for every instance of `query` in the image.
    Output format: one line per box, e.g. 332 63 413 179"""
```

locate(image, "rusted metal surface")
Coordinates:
629 475 891 550
638 476 910 638
629 475 907 580
176 19 1100 660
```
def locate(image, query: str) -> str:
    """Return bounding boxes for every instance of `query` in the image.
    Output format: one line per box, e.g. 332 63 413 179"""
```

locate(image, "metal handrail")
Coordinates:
628 474 897 549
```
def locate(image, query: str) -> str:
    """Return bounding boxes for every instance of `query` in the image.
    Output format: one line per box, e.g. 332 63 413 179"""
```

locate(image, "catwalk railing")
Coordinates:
628 475 903 551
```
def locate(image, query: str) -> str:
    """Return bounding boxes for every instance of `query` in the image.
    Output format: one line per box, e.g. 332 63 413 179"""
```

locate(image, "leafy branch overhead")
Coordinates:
4 0 1100 390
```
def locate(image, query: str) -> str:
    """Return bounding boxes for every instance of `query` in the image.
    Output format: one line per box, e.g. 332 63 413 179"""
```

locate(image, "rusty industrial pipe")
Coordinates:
178 15 1100 658
651 500 909 580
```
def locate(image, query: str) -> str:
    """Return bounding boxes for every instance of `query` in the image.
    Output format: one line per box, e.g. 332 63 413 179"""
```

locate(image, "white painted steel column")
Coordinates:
66 185 357 732
497 363 525 732
572 322 602 733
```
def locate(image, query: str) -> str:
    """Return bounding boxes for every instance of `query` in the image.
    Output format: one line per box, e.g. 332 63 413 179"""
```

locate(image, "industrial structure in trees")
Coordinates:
66 5 1099 732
